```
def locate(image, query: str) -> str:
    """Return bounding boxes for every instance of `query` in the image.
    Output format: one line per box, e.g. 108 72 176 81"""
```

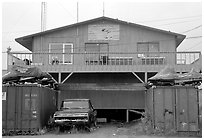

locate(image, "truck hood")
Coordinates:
54 109 90 115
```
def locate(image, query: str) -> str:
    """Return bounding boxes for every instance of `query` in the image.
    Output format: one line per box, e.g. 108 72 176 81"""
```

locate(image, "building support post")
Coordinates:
145 72 147 83
58 72 61 83
126 109 129 123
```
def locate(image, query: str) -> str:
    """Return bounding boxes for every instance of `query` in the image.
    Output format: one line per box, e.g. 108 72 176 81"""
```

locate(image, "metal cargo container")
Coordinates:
2 84 57 135
145 86 200 133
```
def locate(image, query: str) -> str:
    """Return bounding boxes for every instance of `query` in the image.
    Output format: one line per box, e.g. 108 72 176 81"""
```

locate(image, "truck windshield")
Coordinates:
63 101 89 109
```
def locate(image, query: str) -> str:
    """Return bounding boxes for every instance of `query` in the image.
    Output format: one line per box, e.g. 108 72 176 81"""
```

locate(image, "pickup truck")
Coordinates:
53 99 97 131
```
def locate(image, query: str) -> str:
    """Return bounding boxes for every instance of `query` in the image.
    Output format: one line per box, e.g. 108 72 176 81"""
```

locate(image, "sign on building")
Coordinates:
2 92 6 100
88 24 120 40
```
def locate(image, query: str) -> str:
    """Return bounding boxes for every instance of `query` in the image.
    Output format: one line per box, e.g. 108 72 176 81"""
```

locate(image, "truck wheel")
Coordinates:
85 123 91 132
55 126 60 134
93 120 97 127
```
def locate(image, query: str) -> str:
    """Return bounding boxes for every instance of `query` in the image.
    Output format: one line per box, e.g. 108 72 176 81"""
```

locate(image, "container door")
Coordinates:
176 87 199 131
2 86 8 131
16 86 23 131
30 86 39 130
2 86 17 131
145 89 153 119
163 88 175 131
21 86 39 131
153 87 175 131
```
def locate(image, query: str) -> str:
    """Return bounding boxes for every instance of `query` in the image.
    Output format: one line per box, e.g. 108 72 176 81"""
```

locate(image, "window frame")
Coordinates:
85 43 109 52
49 43 73 64
85 43 109 62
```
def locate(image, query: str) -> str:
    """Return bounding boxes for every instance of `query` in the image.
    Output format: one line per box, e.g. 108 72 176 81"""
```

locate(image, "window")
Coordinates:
137 42 159 57
49 43 73 64
85 43 109 64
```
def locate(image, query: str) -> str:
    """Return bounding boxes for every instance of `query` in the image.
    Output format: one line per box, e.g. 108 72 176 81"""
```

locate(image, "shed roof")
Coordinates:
15 16 186 51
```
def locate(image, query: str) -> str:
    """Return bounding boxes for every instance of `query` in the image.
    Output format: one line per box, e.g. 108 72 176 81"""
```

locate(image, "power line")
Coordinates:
181 25 202 33
137 15 201 24
156 18 201 26
186 41 202 51
186 36 202 39
3 30 39 34
2 41 16 43
57 2 76 21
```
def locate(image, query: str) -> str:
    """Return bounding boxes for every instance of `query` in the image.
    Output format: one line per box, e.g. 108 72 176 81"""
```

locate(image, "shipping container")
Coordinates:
145 86 200 133
2 84 57 135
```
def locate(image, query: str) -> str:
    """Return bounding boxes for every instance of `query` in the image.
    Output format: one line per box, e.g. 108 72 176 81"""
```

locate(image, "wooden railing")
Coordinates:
7 51 201 71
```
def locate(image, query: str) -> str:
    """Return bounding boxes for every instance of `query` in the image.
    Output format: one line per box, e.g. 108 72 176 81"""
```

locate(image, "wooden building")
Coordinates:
12 16 201 122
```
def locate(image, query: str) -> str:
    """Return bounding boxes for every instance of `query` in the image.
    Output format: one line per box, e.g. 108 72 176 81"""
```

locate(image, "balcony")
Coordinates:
7 51 202 72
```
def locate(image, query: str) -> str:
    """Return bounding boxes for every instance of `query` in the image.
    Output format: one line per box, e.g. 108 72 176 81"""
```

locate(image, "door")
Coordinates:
2 86 18 131
153 87 175 131
21 86 39 131
176 87 199 131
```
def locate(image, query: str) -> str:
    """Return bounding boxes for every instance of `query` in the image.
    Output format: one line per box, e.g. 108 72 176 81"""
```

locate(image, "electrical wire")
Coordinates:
186 36 202 39
136 15 201 24
3 30 39 34
56 2 76 21
154 18 201 26
181 25 202 33
185 41 202 51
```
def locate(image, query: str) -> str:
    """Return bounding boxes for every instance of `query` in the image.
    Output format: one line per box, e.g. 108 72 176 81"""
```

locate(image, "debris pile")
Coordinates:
2 65 57 89
147 66 202 87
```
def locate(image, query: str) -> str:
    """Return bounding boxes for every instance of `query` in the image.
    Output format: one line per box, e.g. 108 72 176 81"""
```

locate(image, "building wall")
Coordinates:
31 20 178 111
58 89 145 109
32 19 177 66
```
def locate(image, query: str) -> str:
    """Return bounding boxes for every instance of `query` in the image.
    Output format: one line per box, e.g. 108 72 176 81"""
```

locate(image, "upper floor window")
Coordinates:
49 43 73 65
84 43 109 65
137 42 159 57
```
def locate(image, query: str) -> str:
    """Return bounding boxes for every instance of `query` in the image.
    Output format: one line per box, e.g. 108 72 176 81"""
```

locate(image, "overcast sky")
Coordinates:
1 0 202 69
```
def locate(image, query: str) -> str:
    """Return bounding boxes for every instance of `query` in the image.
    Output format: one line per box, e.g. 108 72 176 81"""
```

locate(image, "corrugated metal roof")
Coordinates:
15 16 186 51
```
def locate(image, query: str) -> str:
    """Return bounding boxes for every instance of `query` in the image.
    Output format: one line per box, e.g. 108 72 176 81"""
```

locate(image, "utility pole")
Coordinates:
7 46 11 71
77 2 79 23
40 2 47 62
103 2 105 16
41 2 47 32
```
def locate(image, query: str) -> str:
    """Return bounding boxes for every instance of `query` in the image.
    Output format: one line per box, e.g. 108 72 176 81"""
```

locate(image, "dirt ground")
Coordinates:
3 120 201 138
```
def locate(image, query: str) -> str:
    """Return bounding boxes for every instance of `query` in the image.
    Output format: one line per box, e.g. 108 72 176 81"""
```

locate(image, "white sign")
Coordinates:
88 24 120 40
2 92 6 100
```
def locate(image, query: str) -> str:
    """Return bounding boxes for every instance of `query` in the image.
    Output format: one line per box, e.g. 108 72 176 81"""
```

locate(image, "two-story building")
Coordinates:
12 16 201 122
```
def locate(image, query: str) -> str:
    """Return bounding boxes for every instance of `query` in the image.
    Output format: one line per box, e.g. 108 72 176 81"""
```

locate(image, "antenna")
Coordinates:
77 2 79 23
41 2 47 32
103 2 105 16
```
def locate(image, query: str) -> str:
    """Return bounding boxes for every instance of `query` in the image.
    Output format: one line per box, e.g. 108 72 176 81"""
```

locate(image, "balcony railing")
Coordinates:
7 51 201 71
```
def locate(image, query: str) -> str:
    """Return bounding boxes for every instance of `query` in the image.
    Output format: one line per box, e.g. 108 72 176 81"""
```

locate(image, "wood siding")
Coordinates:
32 19 177 71
59 89 145 109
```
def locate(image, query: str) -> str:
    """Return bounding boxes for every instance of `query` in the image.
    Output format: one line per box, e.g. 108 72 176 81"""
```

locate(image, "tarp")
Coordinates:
175 68 202 84
148 66 178 81
148 66 202 86
177 68 202 80
2 65 53 83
